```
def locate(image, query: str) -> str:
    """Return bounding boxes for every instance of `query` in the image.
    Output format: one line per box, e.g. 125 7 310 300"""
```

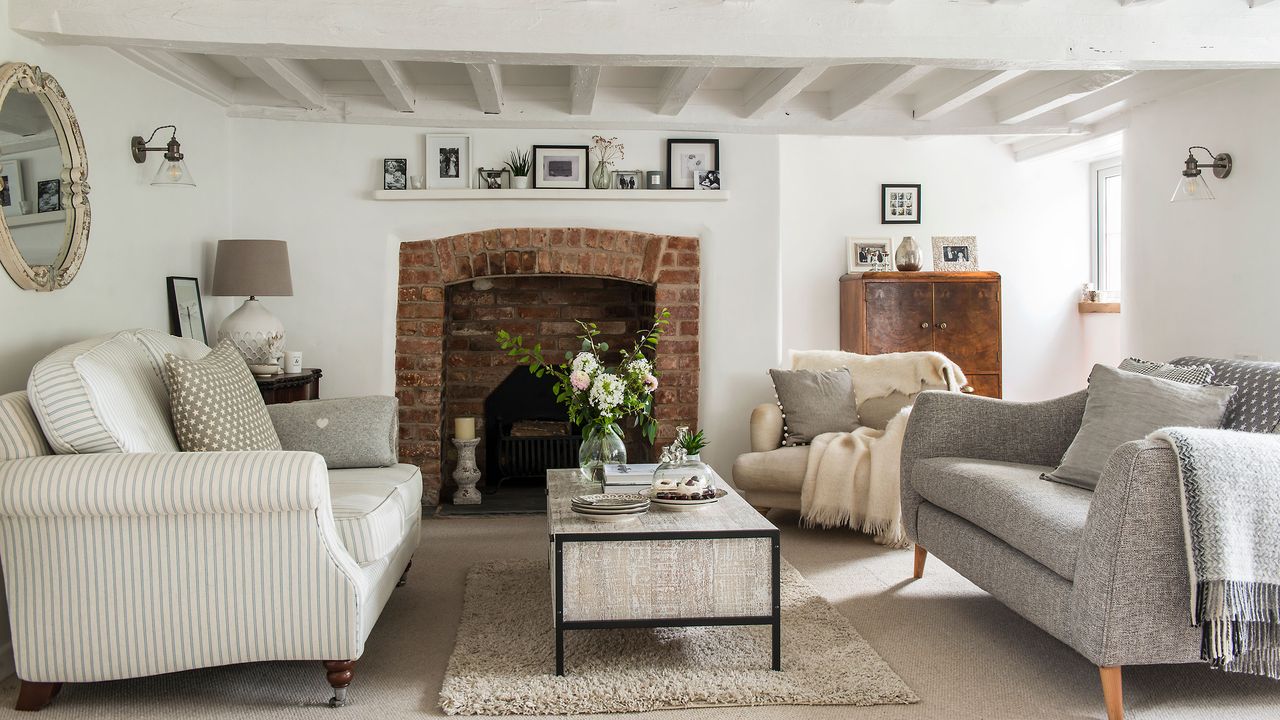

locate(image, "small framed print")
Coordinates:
667 138 719 189
1 159 25 217
694 169 720 190
612 170 641 190
382 158 407 190
932 236 979 271
847 237 892 272
166 276 208 345
37 179 62 212
532 145 589 189
882 183 921 224
426 134 471 188
477 167 509 190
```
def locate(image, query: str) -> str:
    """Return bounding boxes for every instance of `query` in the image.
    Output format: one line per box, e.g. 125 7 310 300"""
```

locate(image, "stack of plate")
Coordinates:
570 493 650 523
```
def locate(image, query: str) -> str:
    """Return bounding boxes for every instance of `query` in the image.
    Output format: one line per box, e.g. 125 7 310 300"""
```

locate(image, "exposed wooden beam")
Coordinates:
1117 1 1166 5
1251 0 1279 6
361 59 414 112
742 66 827 118
115 48 235 106
656 66 714 116
830 64 934 120
996 71 1133 124
1053 70 1234 125
241 57 325 109
569 66 601 115
465 63 503 114
913 69 1026 121
1013 114 1128 162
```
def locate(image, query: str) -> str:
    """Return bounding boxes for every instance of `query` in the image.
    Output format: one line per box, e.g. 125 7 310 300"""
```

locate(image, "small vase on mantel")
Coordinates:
511 175 530 190
591 161 612 190
895 236 922 272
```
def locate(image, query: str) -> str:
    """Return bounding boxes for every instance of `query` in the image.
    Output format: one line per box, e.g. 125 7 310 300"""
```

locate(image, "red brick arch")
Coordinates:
396 228 700 504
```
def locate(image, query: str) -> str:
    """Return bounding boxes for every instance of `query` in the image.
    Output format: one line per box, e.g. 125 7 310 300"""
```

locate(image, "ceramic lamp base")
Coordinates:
218 297 285 364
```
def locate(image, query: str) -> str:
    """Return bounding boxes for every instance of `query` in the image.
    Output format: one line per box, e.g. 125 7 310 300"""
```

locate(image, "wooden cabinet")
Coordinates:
255 368 323 405
840 272 1002 398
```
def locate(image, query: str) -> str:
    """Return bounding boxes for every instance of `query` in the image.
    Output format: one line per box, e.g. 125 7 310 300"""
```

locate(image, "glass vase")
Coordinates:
895 236 922 271
591 161 612 190
579 424 627 485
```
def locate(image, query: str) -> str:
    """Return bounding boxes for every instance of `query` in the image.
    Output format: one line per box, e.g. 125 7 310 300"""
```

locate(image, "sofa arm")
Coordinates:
0 451 328 518
749 402 783 452
1067 440 1200 666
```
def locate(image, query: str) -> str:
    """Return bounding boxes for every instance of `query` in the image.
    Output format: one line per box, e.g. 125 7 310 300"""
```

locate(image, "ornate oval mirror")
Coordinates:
0 62 90 291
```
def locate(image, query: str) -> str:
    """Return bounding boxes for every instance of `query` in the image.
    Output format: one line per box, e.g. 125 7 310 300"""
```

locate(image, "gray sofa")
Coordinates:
901 356 1280 720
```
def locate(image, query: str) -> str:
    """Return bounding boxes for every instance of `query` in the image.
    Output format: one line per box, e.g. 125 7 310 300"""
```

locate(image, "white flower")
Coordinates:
571 352 600 376
589 372 625 411
626 358 652 377
642 373 659 392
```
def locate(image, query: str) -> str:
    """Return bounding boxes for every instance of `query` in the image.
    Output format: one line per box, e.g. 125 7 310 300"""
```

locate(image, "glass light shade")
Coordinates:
1170 173 1214 202
151 157 196 187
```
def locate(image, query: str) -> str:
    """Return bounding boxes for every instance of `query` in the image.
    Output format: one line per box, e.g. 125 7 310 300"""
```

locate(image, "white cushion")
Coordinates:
328 464 422 565
27 331 180 454
134 329 211 392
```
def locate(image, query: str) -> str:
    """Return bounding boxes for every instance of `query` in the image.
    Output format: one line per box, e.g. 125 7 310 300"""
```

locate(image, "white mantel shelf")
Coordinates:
372 189 729 202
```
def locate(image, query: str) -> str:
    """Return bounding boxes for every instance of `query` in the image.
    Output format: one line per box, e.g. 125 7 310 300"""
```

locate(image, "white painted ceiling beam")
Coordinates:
569 66 601 115
996 71 1133 124
742 66 827 118
830 64 934 120
361 59 414 112
1051 70 1234 125
240 57 326 110
913 69 1025 121
1012 114 1128 162
656 67 714 116
1250 0 1278 6
465 63 504 114
114 48 236 106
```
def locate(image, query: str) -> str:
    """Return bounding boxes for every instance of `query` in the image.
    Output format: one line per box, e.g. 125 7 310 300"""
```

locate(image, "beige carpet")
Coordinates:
1 512 1279 719
439 560 916 714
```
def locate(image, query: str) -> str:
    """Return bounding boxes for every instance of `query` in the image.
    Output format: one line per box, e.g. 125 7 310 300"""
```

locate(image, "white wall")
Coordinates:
0 5 232 392
225 123 781 473
778 135 1102 400
1124 72 1280 363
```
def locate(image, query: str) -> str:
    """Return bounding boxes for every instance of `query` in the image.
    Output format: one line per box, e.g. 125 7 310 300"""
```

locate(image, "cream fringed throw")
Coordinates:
800 407 913 548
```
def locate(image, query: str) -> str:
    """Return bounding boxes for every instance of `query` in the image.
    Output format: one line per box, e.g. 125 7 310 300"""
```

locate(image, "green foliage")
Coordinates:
504 148 531 177
678 428 709 455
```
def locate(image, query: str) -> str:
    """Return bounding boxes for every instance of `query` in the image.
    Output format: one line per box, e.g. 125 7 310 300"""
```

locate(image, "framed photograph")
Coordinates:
382 158 407 190
932 236 979 271
667 139 719 189
426 134 471 188
612 170 641 190
1 159 25 217
881 183 921 224
847 237 892 272
532 145 589 189
694 169 721 190
166 276 208 345
477 167 509 190
36 179 61 212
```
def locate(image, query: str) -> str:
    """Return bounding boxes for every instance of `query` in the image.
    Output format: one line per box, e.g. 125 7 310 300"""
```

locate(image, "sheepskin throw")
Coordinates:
789 349 965 400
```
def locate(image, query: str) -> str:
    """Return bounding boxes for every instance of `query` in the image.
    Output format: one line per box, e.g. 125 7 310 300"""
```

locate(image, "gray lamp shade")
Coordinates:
211 239 294 297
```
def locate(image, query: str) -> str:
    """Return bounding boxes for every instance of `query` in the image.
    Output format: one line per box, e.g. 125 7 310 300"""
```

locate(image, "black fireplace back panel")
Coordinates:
484 368 581 486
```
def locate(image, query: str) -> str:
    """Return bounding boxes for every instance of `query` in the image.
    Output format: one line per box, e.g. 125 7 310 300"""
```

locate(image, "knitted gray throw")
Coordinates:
1151 427 1280 678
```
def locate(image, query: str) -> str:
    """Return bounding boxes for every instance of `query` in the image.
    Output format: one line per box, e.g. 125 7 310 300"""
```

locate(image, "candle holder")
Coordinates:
451 438 482 505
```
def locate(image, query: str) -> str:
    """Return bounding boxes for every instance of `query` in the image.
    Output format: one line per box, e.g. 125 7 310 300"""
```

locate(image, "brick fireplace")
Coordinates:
396 228 701 505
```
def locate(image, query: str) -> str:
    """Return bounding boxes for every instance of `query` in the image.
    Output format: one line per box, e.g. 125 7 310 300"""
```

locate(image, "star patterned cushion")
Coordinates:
1173 356 1280 434
165 340 282 452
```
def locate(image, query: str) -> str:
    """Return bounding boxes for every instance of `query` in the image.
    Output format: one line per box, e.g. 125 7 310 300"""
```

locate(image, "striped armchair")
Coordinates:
0 330 420 711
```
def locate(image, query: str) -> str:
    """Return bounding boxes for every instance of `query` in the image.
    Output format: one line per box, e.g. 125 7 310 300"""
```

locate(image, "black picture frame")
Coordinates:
532 145 590 189
166 276 208 345
666 138 720 189
36 179 61 212
881 183 922 224
383 158 408 190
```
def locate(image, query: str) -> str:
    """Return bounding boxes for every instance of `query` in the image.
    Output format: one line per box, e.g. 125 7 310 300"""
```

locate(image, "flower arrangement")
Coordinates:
496 309 669 444
590 135 625 167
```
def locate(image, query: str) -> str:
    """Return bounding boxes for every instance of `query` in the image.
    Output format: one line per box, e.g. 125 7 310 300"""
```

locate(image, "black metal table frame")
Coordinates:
551 528 782 676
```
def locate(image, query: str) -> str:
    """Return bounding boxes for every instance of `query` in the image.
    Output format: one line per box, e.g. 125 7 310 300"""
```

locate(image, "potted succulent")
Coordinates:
677 427 708 461
505 148 531 189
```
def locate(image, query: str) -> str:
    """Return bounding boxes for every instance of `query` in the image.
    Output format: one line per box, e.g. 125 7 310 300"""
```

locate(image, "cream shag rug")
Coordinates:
439 560 918 715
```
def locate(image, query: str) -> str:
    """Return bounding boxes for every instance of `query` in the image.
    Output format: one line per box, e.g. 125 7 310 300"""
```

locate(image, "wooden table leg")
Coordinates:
913 545 928 579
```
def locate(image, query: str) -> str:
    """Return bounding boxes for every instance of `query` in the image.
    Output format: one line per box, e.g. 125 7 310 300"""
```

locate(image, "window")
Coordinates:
1090 160 1122 296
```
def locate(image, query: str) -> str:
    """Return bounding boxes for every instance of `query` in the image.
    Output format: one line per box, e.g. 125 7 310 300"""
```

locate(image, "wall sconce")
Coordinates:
1170 146 1232 202
130 125 196 187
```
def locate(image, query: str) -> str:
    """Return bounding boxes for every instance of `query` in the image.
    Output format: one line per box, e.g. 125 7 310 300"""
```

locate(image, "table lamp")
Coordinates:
211 239 293 368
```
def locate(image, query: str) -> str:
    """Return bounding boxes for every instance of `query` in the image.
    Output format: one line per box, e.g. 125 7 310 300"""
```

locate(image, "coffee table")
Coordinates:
546 467 781 675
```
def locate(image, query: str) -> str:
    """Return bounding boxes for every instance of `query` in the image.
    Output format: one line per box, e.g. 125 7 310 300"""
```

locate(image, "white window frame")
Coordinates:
1090 159 1122 295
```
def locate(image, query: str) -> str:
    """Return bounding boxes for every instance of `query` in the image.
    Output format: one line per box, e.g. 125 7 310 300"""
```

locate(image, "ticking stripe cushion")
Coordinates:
1118 357 1215 385
0 391 51 461
165 340 282 452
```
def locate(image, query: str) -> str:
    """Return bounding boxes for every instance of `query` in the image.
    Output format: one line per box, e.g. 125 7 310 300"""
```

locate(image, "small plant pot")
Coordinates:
511 176 530 189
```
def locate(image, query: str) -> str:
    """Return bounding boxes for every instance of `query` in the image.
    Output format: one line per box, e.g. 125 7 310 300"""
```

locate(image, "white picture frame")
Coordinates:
847 237 892 272
1 159 26 217
426 134 471 189
932 236 979 271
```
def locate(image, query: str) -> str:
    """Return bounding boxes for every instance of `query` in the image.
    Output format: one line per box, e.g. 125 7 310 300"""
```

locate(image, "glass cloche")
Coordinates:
651 445 716 501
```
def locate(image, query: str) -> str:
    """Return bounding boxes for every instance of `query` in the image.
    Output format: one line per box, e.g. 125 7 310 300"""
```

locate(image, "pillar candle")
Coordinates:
454 417 476 441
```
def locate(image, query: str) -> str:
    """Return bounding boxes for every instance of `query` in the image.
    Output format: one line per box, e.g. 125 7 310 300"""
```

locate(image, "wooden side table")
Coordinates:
255 368 322 405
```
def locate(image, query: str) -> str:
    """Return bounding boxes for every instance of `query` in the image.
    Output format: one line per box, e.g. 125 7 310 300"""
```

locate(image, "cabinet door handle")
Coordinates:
938 322 948 330
920 322 931 329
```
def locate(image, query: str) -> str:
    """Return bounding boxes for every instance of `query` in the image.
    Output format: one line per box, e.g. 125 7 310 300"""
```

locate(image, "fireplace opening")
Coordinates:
483 369 580 489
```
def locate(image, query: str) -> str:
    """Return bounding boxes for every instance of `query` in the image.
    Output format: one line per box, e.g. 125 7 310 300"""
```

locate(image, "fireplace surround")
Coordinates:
396 228 701 504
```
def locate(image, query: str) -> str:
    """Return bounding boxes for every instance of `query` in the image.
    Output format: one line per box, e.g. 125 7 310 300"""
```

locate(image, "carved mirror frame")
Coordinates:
0 62 91 291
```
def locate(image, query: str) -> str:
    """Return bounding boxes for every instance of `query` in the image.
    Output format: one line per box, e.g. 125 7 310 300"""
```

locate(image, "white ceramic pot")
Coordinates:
511 176 530 189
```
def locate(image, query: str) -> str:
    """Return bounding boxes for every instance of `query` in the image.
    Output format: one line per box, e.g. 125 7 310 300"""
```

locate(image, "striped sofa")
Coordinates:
0 330 421 710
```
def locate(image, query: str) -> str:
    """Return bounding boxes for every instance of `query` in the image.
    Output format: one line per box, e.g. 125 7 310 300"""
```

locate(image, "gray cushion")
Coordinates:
1044 364 1234 490
768 368 858 446
165 341 282 452
1118 357 1214 385
913 457 1092 581
1172 356 1280 433
268 396 398 469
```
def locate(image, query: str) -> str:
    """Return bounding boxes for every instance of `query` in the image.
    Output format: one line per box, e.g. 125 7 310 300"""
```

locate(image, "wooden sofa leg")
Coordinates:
397 558 413 588
15 681 61 711
324 660 355 708
913 545 927 579
1099 666 1123 720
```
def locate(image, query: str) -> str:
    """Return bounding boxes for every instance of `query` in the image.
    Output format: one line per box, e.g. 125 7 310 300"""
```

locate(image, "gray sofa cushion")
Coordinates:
912 457 1093 581
768 368 858 446
1044 364 1234 490
1118 357 1214 385
1173 356 1280 433
268 396 398 469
